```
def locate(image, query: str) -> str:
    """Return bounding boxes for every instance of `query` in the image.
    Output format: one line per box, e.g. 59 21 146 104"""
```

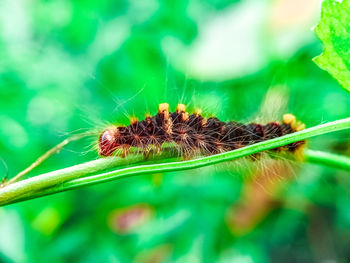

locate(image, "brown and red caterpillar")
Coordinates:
98 103 306 157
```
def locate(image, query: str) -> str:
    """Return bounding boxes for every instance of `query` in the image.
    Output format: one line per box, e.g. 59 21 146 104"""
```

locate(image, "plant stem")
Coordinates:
0 117 349 207
2 134 87 187
305 149 350 171
0 150 178 206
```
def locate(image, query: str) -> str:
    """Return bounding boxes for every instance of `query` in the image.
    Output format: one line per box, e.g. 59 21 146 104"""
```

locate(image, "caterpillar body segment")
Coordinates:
98 103 306 157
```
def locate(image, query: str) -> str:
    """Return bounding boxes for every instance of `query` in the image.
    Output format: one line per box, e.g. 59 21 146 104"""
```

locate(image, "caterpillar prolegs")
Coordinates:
98 103 306 158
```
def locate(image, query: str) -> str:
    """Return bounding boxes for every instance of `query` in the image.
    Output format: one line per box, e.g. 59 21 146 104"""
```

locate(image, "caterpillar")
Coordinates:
98 103 306 157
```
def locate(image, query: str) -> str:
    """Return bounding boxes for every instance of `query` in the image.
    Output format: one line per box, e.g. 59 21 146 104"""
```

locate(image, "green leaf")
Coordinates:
314 0 350 92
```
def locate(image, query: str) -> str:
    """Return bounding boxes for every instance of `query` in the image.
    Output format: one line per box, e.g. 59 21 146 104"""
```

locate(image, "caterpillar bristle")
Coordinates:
130 117 138 125
98 104 306 158
194 108 202 116
158 103 169 113
176 103 186 113
295 122 306 132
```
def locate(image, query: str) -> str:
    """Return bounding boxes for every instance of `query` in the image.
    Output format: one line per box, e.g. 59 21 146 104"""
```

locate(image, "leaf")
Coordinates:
314 0 350 92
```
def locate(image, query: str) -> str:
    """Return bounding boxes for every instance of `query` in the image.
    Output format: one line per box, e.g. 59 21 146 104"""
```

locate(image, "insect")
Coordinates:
98 103 306 158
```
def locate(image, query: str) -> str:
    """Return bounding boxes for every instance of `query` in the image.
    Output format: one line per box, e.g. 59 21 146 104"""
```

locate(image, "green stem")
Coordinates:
305 149 350 171
0 150 178 205
0 117 349 207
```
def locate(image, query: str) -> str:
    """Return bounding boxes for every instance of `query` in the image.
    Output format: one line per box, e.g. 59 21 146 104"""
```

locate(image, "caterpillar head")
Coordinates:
98 127 121 156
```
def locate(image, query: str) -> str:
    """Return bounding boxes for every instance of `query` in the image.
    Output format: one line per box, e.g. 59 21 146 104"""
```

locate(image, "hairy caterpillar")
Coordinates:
98 103 306 158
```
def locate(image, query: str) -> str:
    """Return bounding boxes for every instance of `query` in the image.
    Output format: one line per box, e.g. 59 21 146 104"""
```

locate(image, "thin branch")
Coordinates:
305 149 350 171
1 134 87 187
0 117 349 207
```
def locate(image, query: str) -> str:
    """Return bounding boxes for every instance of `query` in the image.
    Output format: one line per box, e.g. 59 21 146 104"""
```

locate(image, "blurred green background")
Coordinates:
1 0 350 262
